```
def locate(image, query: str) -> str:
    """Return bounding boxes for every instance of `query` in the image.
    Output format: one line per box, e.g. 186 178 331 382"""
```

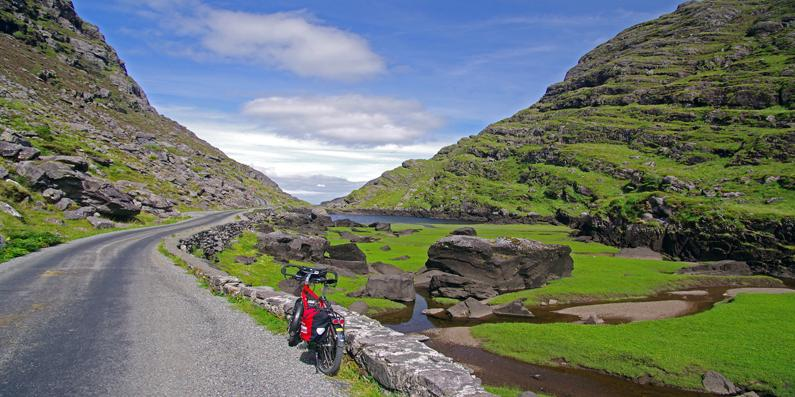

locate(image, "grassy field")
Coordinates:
472 293 795 396
214 232 404 314
326 222 776 307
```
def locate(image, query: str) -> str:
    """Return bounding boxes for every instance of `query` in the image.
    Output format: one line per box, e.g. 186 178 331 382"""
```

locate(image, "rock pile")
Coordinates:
179 220 254 258
426 235 573 299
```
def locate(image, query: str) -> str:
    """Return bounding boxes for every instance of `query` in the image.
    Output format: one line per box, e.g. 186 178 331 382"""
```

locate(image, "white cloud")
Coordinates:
157 104 453 182
133 1 385 81
242 95 442 145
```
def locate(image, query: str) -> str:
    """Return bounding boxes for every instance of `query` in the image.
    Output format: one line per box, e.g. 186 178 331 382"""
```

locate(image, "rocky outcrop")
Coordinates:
349 273 415 302
429 273 497 300
677 260 752 276
256 231 328 262
446 298 493 320
426 236 573 298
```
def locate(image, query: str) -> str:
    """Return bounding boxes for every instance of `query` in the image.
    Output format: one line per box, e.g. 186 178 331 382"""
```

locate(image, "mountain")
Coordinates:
0 0 302 222
327 0 795 276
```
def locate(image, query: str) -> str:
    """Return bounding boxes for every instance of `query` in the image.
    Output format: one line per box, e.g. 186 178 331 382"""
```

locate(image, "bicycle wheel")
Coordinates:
287 299 303 347
315 327 344 375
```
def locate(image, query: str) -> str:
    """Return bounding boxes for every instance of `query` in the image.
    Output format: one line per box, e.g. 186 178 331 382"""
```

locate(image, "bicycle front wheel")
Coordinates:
315 327 344 375
287 299 302 347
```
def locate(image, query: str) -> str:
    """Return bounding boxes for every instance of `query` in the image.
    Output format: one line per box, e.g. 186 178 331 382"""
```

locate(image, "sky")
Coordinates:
74 0 681 203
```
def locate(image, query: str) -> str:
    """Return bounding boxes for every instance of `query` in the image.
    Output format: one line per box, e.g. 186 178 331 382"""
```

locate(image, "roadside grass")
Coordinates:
0 205 186 263
158 242 396 396
227 295 286 334
472 293 795 396
485 385 553 397
214 232 404 314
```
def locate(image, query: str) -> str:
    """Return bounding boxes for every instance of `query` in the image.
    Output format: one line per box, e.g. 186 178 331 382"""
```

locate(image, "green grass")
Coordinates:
338 358 397 397
484 385 553 397
472 293 795 396
227 295 287 334
327 222 775 307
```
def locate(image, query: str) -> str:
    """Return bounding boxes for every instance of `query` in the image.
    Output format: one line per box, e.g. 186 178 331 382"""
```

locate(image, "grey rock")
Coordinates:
350 273 415 302
64 206 96 220
519 392 538 397
42 188 64 203
80 178 141 219
39 155 89 172
0 142 24 158
16 160 85 196
422 308 447 319
0 234 4 249
446 297 493 319
451 227 477 236
16 146 40 161
677 260 752 276
234 256 256 265
492 300 534 318
257 231 328 262
54 197 75 211
326 243 366 262
87 215 115 229
379 245 391 251
426 235 573 294
584 314 605 325
0 130 30 146
429 273 498 300
325 259 369 275
369 222 391 231
371 262 406 275
0 201 22 218
702 371 739 395
349 301 369 314
0 166 7 179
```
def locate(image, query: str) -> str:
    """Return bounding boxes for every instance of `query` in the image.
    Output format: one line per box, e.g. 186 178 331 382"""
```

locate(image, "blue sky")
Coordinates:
74 0 681 203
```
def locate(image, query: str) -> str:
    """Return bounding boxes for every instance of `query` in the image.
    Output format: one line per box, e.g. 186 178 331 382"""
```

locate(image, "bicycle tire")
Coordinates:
315 327 344 375
287 299 303 347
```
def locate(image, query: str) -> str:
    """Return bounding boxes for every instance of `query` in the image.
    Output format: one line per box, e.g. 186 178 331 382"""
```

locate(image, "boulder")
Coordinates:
702 371 739 395
349 301 369 314
42 188 64 203
257 231 329 262
0 142 24 158
380 245 391 251
0 166 7 179
429 273 498 300
446 297 493 320
16 160 84 196
325 259 369 275
492 300 534 318
16 147 40 161
326 243 366 262
422 308 447 319
426 235 573 293
64 206 95 220
54 197 74 211
234 255 256 265
393 228 421 237
371 262 406 275
87 215 115 229
451 227 477 236
0 201 22 218
80 178 141 219
39 155 89 171
369 222 391 231
349 273 415 302
677 260 752 276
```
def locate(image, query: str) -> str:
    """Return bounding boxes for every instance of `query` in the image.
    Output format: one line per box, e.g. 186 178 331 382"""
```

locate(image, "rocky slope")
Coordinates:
327 0 795 276
0 0 301 225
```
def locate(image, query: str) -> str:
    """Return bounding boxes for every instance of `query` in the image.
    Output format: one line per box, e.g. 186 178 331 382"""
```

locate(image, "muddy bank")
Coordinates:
427 340 715 397
555 300 694 322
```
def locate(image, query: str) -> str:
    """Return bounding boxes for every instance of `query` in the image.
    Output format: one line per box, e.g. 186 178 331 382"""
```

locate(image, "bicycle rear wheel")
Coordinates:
315 327 344 375
287 299 302 347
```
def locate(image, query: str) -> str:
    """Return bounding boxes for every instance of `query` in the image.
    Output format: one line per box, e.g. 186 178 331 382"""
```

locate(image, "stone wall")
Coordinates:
166 222 492 397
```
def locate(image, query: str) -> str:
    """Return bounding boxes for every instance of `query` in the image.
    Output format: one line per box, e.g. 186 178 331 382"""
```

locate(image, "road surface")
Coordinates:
0 212 345 396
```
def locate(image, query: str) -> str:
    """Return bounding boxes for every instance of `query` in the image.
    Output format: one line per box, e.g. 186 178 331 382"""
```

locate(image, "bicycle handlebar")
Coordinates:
281 264 338 286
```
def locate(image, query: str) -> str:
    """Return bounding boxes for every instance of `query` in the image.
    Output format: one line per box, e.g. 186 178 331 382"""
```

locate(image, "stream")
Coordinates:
331 213 791 396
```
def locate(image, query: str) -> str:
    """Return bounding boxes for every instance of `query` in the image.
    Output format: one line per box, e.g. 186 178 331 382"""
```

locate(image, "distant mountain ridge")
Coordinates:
0 0 302 220
327 0 795 276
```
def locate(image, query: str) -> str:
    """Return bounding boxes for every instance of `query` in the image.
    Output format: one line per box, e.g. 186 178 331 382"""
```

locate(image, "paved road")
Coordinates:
0 212 345 396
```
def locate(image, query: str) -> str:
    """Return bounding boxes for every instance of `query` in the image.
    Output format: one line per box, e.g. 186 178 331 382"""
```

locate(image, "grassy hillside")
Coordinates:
0 0 303 261
328 0 795 275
